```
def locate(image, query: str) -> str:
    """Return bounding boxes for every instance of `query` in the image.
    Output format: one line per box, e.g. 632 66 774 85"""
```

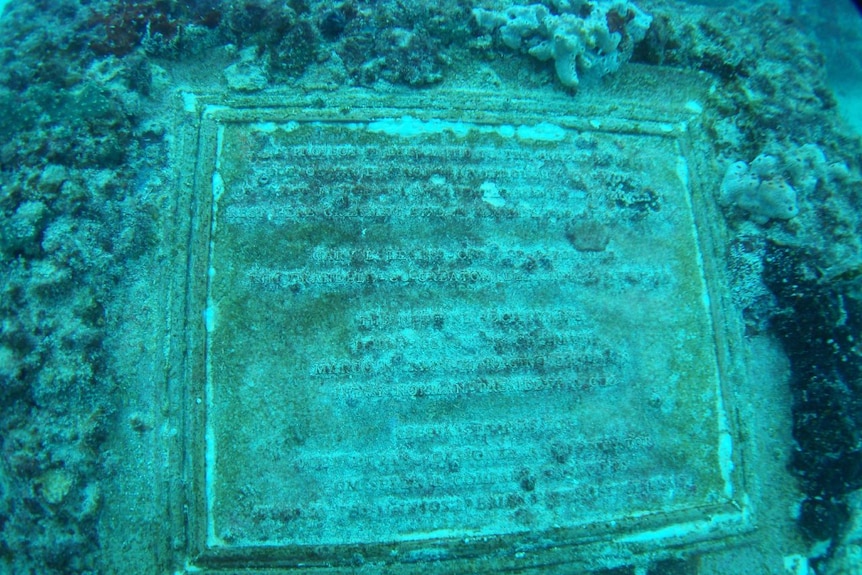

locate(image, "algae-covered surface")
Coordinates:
1 1 862 574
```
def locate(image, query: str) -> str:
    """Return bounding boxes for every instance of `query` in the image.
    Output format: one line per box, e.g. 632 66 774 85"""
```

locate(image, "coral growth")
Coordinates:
472 0 651 88
719 156 799 224
83 0 222 57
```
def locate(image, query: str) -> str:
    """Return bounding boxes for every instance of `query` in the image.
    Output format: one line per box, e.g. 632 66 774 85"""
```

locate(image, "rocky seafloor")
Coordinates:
0 0 861 573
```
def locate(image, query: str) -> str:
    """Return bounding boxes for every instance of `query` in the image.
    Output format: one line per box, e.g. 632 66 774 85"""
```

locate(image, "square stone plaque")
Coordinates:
170 79 751 573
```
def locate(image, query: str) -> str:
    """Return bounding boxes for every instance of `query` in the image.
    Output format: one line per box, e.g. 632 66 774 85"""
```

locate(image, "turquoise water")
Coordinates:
0 1 861 573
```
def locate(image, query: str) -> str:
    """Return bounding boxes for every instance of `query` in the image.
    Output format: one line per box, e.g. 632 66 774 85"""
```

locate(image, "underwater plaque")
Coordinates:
183 90 748 571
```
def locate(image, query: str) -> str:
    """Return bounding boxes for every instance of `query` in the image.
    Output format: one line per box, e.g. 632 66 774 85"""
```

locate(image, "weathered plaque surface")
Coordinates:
175 84 750 572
